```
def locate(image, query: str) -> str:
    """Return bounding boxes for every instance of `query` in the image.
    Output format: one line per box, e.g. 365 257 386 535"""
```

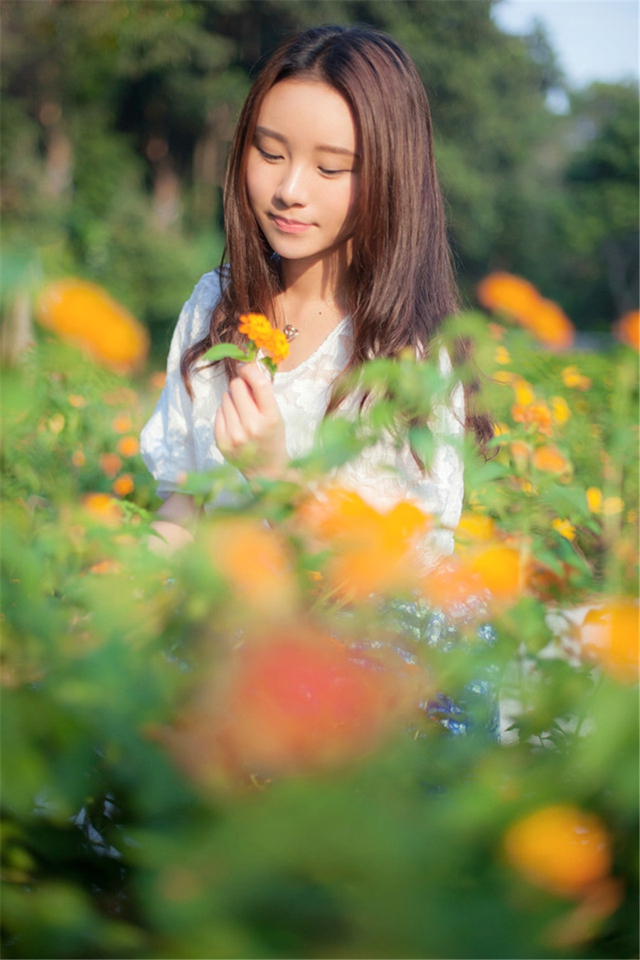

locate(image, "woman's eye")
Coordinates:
319 167 348 177
258 147 282 162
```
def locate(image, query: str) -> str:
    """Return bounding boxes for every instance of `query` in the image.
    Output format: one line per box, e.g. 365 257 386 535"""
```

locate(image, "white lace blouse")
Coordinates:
140 270 465 562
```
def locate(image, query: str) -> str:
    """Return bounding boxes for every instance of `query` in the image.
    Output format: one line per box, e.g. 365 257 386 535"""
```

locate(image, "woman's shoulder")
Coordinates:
174 268 226 347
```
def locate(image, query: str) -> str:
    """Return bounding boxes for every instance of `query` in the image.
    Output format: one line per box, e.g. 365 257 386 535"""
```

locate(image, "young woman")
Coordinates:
141 25 488 558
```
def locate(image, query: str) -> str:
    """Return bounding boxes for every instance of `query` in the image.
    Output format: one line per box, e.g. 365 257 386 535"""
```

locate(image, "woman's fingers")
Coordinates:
238 362 280 420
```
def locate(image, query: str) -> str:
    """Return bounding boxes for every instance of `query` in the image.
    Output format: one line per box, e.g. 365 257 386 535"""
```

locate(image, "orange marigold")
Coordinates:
82 493 124 526
116 435 140 458
165 627 424 783
614 309 639 351
299 488 430 600
562 366 591 391
532 444 571 474
99 452 122 478
580 600 639 684
205 517 297 619
238 313 290 365
36 279 149 372
504 805 612 897
112 473 134 497
467 543 523 602
477 272 575 350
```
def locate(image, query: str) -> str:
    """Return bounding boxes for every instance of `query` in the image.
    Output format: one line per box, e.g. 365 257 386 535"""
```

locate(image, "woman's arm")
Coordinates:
148 492 199 556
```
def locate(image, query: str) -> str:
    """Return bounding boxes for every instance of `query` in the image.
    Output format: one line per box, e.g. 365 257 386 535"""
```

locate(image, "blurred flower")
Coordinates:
82 493 123 526
166 627 424 783
602 497 624 517
112 474 134 497
550 396 571 425
99 452 122 478
48 413 65 436
503 805 612 897
116 435 140 458
419 557 483 612
580 600 639 684
477 272 575 349
467 543 523 603
103 387 138 406
493 371 518 385
67 394 86 408
456 511 496 546
586 487 603 514
88 559 123 576
561 366 591 391
36 278 149 373
112 415 133 434
513 380 535 406
488 322 506 340
514 400 553 437
493 422 510 437
552 518 576 541
495 346 511 365
532 444 571 475
614 309 639 351
205 517 297 619
509 440 530 472
298 488 430 600
71 449 85 468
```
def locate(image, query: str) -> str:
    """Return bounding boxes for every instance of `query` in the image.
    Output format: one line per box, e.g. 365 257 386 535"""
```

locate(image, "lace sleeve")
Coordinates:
140 271 222 500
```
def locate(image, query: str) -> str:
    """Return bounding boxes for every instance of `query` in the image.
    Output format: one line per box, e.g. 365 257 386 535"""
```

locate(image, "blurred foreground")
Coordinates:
1 279 638 958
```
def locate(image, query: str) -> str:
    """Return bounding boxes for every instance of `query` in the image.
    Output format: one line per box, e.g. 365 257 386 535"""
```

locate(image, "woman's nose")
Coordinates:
274 163 308 207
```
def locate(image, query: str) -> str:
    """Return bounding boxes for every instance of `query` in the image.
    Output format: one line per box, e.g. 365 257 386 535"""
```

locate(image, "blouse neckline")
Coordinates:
273 315 351 380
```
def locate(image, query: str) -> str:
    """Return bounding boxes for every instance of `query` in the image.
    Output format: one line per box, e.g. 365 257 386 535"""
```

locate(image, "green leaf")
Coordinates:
202 343 250 363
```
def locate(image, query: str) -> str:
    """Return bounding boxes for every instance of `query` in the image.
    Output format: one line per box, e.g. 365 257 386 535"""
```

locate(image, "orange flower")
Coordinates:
166 627 424 783
299 488 430 600
562 366 591 391
532 444 571 475
82 493 124 526
116 435 140 458
112 415 133 434
614 309 639 351
112 474 134 497
88 559 123 576
504 805 611 897
99 452 122 478
238 313 290 365
36 279 149 372
477 272 575 349
419 557 483 612
580 600 639 684
205 517 297 619
467 543 523 602
148 370 167 391
67 394 86 408
71 449 85 468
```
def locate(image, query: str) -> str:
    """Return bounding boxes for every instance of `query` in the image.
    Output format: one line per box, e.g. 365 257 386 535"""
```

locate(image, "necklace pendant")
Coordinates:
283 323 299 342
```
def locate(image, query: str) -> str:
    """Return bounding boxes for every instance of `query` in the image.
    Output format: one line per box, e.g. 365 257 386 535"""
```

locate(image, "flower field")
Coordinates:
1 276 638 959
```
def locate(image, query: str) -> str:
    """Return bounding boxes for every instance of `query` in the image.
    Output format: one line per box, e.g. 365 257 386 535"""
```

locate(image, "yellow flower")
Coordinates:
551 396 571 424
36 278 149 373
561 366 591 391
495 346 511 364
493 370 518 385
493 422 510 437
552 518 576 541
513 380 535 406
586 487 603 514
602 497 624 516
504 805 611 897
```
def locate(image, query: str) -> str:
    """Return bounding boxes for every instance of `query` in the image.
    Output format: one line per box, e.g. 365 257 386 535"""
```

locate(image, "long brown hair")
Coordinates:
182 25 491 446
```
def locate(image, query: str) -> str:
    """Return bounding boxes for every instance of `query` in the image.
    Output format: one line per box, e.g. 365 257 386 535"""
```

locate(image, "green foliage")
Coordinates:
1 316 638 958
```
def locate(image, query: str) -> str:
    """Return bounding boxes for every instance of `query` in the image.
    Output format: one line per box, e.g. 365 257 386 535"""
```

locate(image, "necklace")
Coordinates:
281 286 345 343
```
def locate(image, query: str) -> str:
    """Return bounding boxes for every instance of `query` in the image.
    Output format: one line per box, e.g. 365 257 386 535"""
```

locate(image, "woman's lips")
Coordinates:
269 214 313 234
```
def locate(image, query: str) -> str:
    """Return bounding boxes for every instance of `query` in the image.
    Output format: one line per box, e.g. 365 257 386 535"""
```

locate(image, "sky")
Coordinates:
492 0 639 89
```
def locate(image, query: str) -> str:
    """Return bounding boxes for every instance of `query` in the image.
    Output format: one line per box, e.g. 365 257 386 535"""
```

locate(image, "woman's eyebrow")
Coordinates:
255 126 357 157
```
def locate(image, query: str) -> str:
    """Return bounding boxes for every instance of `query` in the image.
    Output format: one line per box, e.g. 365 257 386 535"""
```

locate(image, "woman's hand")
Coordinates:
214 362 289 480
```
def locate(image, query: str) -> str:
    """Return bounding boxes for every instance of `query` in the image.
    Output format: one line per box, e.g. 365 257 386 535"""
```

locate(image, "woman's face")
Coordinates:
246 79 359 272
